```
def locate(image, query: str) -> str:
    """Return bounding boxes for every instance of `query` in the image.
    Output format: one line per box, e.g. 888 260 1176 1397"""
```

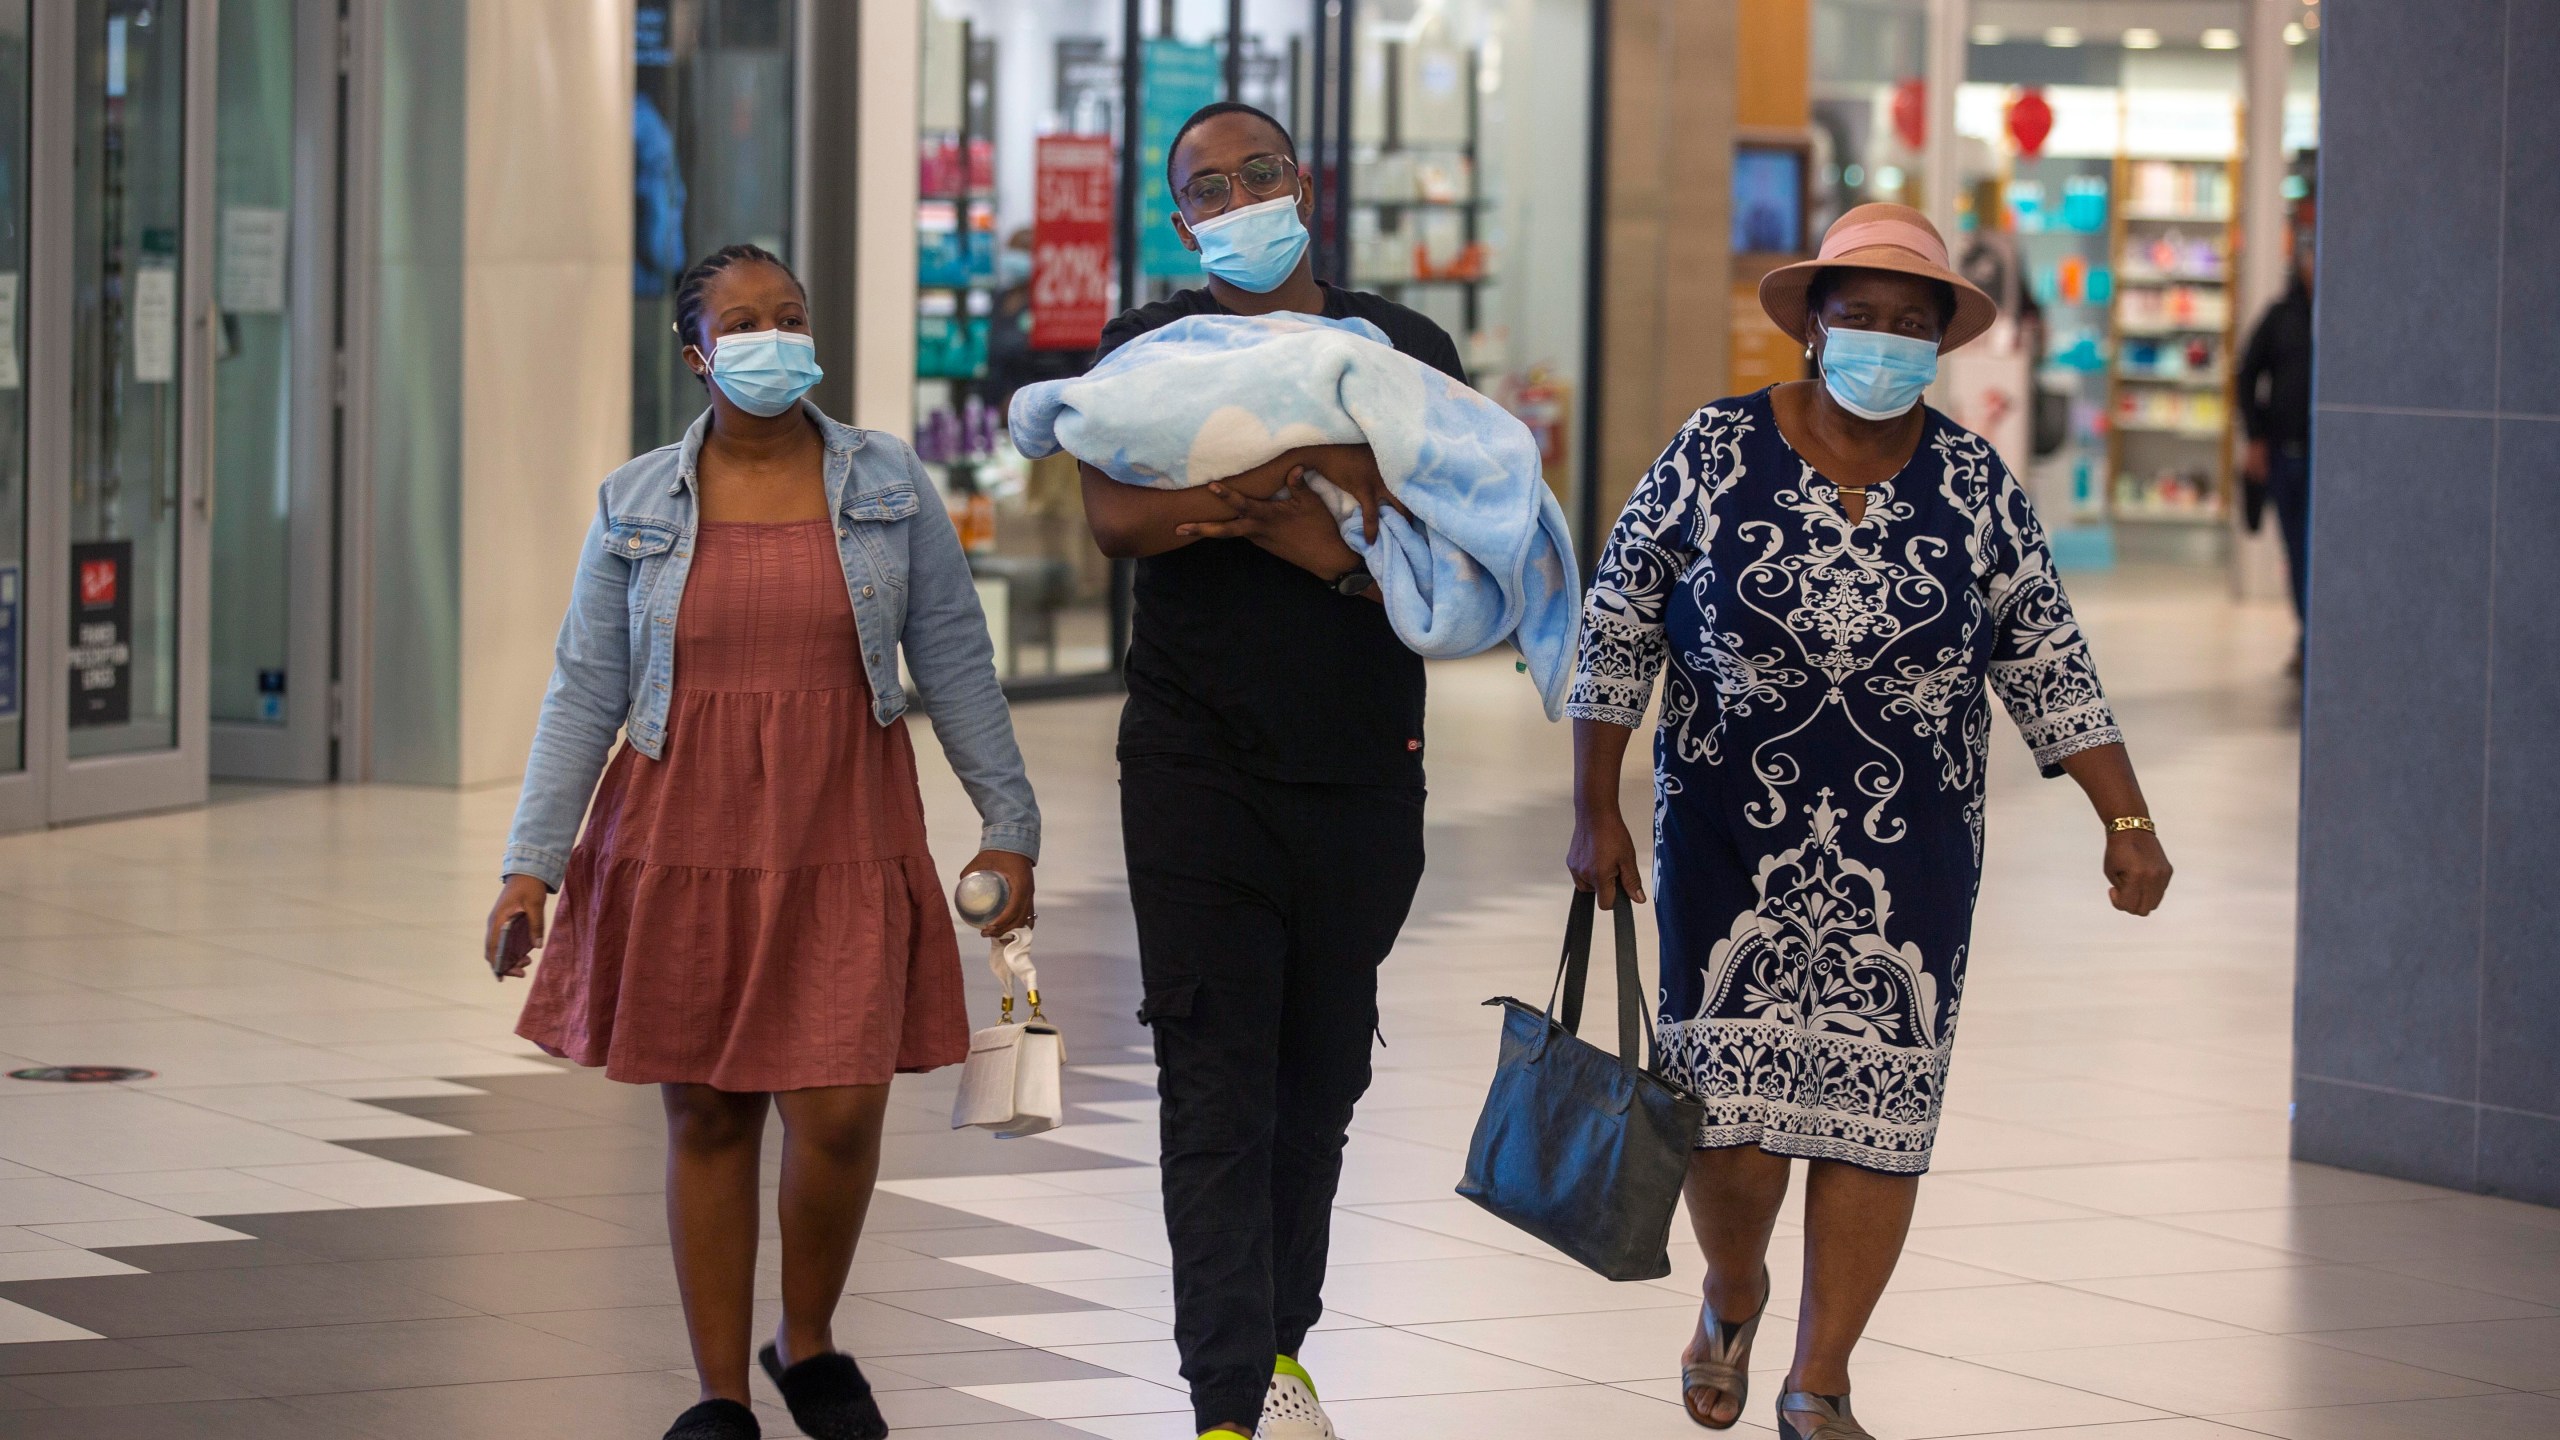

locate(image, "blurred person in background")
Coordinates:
2239 198 2316 673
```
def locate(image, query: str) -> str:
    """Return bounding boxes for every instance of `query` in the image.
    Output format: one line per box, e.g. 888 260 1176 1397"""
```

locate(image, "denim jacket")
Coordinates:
500 403 1040 889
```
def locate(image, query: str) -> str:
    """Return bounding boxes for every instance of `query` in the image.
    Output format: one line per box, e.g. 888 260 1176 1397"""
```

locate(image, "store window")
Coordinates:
1350 0 1592 523
209 0 295 729
1810 0 1929 229
1950 9 2314 570
917 0 1127 687
632 0 796 454
922 1 1596 687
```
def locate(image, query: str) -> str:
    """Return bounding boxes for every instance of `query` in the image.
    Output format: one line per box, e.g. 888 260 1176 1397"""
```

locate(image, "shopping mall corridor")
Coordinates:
0 569 2553 1440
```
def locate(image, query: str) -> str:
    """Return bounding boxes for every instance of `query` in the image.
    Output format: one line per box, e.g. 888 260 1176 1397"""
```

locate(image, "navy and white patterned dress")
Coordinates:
1566 388 2122 1173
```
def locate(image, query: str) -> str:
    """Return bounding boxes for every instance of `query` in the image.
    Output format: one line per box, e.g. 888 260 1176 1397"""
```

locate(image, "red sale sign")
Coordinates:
1032 135 1114 351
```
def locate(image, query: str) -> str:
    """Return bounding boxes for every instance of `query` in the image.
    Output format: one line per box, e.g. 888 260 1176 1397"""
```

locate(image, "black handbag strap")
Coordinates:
1545 890 1658 1073
1548 888 1597 1035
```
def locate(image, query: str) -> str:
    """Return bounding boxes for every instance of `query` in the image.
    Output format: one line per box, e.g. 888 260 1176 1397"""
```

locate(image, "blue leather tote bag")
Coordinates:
1457 891 1706 1281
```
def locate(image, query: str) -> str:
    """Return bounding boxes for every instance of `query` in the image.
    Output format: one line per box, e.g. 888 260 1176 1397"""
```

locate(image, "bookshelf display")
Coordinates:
2106 155 2239 526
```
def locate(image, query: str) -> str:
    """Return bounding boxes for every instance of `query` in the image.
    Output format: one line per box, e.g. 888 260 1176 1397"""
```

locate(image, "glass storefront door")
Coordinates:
631 0 798 455
208 0 334 780
917 0 1129 690
42 0 212 820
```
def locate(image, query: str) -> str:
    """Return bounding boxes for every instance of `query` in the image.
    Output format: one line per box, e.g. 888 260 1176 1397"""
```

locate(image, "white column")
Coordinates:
1923 0 1968 241
454 0 637 785
2233 0 2291 602
854 0 922 439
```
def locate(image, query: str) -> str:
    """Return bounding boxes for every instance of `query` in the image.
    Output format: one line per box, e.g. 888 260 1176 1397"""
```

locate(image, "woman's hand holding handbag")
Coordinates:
951 928 1065 1139
1457 891 1705 1281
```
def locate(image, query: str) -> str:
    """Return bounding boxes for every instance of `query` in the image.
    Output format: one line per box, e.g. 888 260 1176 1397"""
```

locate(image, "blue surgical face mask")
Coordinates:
1817 320 1940 421
707 329 823 417
1187 192 1311 293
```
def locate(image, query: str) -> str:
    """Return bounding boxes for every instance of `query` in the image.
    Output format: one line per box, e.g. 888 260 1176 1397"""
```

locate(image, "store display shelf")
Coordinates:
2112 506 2226 526
1351 197 1490 210
1356 274 1487 287
2114 422 2226 440
2117 270 2226 286
2121 208 2232 223
2116 323 2226 337
2118 372 2226 389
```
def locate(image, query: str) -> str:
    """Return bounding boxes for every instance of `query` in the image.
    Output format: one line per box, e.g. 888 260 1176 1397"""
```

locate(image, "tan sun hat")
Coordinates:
1758 203 1999 353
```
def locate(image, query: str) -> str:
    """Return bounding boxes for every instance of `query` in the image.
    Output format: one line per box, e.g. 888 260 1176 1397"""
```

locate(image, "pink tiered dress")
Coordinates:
518 520 968 1091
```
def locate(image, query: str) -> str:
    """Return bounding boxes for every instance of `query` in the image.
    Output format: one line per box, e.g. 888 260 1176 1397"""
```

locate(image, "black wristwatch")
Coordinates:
1331 562 1376 598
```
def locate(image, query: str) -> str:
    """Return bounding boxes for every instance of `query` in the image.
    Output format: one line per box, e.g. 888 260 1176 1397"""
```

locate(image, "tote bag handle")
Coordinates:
1540 889 1657 1074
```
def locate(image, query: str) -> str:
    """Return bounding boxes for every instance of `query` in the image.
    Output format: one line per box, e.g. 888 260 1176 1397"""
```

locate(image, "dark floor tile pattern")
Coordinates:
0 791 1568 1437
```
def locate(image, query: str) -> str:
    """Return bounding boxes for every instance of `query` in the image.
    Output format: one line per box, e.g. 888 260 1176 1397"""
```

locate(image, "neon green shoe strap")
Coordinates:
1272 1354 1319 1399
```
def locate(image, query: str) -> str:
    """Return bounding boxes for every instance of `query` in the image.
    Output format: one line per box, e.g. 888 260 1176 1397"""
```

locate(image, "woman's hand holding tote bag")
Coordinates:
1457 891 1706 1281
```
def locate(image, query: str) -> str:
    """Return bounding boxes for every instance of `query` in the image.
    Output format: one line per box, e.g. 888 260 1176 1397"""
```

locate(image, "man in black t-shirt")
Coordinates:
1079 102 1465 1440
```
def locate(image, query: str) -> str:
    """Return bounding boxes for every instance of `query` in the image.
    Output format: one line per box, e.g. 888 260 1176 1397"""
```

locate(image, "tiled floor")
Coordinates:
0 567 2555 1440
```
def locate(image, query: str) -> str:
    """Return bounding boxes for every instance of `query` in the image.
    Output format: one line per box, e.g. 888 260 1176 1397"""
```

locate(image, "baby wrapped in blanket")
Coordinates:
1006 311 1578 719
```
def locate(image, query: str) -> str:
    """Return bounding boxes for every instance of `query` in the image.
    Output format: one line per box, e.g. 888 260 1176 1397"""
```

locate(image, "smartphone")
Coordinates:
493 913 534 981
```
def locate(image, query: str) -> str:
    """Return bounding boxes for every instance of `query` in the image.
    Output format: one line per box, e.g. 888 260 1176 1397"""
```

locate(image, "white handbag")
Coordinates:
950 929 1064 1139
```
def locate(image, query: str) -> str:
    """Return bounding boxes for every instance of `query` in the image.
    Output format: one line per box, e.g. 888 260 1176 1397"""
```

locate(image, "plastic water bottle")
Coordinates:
954 869 1011 928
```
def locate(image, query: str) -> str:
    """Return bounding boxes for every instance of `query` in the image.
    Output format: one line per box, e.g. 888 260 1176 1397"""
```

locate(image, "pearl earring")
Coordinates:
1803 341 1814 359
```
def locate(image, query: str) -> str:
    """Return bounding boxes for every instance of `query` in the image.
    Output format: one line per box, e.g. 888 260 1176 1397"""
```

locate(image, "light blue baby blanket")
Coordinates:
1006 311 1576 719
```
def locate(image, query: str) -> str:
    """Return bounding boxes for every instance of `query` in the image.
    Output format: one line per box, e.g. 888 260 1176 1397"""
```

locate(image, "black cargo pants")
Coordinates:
1120 753 1425 1433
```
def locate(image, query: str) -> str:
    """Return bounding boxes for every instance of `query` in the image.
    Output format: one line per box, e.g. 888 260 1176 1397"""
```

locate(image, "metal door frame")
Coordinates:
31 0 219 825
209 0 338 781
333 0 374 780
0 0 56 834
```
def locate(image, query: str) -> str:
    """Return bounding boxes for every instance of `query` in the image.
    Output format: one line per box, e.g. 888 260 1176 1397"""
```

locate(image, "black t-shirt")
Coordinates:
1096 284 1467 788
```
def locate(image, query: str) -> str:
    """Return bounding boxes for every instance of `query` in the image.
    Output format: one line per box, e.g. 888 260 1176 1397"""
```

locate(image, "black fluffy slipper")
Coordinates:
759 1342 888 1440
663 1397 761 1440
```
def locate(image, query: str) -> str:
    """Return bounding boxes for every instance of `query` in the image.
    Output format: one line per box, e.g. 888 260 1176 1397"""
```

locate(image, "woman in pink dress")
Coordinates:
483 245 1041 1440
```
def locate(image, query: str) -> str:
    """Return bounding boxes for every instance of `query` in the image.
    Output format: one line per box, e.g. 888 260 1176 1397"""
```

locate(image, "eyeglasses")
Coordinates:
1178 155 1298 216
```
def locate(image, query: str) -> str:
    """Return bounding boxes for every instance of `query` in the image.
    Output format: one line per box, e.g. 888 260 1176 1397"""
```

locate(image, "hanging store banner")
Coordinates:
67 541 133 729
1032 135 1114 350
1138 38 1222 281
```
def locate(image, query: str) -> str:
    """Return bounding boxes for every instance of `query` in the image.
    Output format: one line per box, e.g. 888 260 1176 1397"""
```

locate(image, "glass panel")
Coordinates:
69 0 187 759
1133 0 1223 298
1812 0 1927 223
919 0 1125 683
0 1 27 773
1352 0 1593 536
632 0 796 453
209 0 292 726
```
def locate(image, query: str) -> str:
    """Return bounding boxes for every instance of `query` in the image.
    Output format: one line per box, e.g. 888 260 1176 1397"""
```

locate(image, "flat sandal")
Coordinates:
1680 1266 1771 1429
1777 1391 1874 1440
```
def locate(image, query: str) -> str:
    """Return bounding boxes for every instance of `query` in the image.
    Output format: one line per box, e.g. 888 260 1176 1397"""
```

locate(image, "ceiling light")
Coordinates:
2201 27 2240 48
2122 27 2162 49
2045 26 2082 47
2284 22 2306 43
2302 11 2319 28
1971 24 2006 45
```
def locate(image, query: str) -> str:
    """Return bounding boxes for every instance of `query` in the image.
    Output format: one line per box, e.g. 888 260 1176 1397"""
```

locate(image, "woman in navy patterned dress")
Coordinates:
1565 206 2173 1440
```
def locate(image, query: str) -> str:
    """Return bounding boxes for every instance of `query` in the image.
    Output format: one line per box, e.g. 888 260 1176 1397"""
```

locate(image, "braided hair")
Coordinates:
672 243 803 357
